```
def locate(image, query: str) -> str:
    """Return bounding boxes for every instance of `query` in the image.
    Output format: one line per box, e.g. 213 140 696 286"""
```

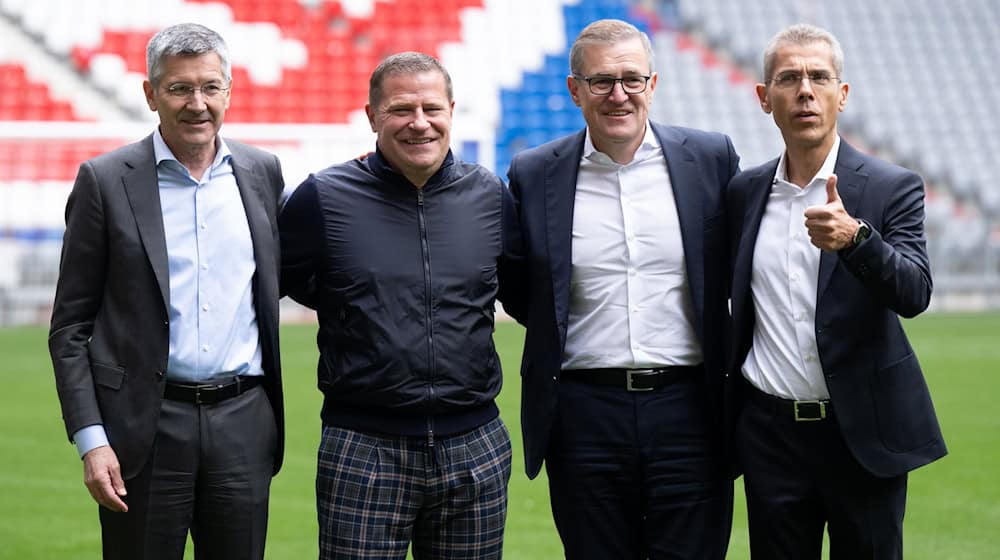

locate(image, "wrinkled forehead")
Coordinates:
771 41 837 72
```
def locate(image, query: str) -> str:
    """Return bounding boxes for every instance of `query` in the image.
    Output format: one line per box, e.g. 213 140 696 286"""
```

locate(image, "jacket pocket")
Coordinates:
871 353 937 452
92 362 126 390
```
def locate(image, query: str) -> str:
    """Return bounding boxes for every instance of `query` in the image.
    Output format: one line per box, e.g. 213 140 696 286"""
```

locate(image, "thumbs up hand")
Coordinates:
803 174 859 251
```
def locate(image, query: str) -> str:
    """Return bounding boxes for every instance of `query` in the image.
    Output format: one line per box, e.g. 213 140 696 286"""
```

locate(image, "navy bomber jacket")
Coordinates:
279 150 525 438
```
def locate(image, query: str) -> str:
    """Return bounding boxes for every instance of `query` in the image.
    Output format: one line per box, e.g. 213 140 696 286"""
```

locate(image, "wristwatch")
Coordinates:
852 220 871 247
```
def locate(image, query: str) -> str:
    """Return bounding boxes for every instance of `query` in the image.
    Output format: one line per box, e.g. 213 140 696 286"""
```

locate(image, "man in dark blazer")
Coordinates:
726 23 946 559
505 19 739 559
48 23 284 560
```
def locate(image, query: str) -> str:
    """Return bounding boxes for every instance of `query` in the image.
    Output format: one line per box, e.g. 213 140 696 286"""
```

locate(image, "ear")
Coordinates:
365 103 377 133
143 80 157 112
755 83 770 113
567 75 582 107
837 81 849 112
449 99 456 116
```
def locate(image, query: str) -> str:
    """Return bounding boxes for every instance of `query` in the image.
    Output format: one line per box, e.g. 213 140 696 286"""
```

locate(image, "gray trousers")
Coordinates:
99 385 277 560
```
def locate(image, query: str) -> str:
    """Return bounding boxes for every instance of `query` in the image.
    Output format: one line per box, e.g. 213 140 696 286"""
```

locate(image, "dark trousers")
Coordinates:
739 385 907 560
545 375 733 560
99 385 277 560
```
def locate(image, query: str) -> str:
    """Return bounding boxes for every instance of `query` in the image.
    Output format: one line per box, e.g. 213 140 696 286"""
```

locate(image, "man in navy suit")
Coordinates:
726 23 946 559
505 18 739 559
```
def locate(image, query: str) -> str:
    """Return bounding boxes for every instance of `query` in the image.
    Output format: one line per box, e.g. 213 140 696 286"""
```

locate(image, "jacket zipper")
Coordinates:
417 189 436 451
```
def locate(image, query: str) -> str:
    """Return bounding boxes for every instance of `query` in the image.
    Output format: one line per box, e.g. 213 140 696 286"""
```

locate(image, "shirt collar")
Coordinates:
582 121 659 165
152 127 231 173
774 135 841 187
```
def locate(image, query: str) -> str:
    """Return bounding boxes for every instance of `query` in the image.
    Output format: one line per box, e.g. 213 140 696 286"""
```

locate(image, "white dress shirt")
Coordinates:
561 124 702 370
741 136 841 400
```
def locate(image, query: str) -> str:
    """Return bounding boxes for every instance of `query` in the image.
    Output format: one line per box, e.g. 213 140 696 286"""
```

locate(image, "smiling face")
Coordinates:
757 40 848 155
143 52 230 161
365 70 454 187
568 37 657 164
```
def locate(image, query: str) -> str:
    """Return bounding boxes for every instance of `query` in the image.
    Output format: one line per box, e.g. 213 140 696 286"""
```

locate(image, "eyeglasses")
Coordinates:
164 83 230 99
767 71 839 89
573 74 652 95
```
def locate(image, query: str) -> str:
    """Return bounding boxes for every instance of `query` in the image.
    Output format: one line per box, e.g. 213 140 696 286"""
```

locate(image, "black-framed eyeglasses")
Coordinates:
164 83 231 99
573 74 651 95
766 71 839 89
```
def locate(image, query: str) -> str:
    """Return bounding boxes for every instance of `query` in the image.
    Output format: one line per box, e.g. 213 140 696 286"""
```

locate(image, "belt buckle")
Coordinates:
794 400 827 421
626 369 656 392
193 383 223 405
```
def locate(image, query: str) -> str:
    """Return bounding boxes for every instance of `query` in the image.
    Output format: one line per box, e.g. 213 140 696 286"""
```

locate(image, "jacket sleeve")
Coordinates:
278 175 324 308
838 170 932 318
48 161 109 440
497 158 529 324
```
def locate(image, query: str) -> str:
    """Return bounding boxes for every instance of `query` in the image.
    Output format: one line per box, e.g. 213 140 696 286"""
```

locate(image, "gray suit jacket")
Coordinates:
48 134 285 479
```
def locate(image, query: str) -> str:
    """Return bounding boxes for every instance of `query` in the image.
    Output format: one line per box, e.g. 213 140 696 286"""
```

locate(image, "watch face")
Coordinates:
854 221 871 244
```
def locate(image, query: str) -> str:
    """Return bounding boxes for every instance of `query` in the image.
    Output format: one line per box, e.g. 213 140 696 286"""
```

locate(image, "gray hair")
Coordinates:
368 52 453 108
569 19 655 76
762 23 844 81
146 23 231 86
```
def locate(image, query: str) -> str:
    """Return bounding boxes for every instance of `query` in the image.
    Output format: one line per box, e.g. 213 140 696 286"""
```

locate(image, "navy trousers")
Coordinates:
738 384 907 559
545 374 733 560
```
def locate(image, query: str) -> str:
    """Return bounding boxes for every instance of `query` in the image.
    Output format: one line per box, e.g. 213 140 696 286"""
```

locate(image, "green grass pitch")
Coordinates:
2 312 997 558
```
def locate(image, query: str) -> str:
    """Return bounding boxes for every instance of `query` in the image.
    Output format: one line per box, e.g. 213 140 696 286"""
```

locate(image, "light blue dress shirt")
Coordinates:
74 129 263 458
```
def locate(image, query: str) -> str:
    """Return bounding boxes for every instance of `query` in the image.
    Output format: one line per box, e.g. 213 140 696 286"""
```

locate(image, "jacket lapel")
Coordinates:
121 135 170 311
654 124 705 327
817 139 868 299
732 161 778 326
545 131 586 341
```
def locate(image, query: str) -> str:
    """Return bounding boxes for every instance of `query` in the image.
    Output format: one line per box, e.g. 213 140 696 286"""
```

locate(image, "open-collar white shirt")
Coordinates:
561 124 702 370
742 136 841 400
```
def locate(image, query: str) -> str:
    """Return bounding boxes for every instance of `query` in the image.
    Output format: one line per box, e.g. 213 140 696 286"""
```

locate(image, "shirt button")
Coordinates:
200 222 207 229
202 344 210 352
201 263 209 270
629 268 637 276
790 273 799 281
202 304 210 312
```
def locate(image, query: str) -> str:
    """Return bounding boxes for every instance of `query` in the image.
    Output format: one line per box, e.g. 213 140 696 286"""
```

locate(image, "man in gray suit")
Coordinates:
48 23 285 560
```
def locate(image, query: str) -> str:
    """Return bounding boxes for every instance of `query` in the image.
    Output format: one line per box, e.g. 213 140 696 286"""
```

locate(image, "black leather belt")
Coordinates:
562 365 701 392
743 381 832 421
164 376 263 405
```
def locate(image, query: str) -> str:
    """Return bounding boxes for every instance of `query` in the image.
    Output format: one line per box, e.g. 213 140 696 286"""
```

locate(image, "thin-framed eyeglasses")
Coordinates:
164 83 231 99
766 71 840 89
573 74 652 95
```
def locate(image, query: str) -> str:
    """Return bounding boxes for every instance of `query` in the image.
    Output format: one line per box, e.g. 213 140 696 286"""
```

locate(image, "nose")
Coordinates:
185 90 209 111
796 76 816 98
409 108 431 130
607 81 630 102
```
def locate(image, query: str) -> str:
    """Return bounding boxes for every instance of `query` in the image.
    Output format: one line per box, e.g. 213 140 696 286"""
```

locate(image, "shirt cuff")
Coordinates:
73 425 110 459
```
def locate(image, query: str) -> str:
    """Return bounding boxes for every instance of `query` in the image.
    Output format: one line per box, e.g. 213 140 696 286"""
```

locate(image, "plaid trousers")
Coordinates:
317 416 512 559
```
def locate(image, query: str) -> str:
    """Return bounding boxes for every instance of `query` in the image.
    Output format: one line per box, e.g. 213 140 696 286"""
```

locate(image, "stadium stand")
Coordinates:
0 0 997 324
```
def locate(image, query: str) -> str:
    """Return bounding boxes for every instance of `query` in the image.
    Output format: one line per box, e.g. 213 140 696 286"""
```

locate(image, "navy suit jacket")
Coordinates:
48 134 286 479
726 139 946 477
506 123 739 479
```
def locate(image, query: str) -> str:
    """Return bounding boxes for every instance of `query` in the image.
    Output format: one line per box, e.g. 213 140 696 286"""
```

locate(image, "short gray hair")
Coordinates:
368 52 453 108
146 23 231 86
569 19 654 76
762 23 844 81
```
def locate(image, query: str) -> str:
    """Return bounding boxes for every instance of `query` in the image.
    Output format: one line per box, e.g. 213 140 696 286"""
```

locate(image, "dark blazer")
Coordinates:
48 134 285 480
506 123 740 478
726 139 946 478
